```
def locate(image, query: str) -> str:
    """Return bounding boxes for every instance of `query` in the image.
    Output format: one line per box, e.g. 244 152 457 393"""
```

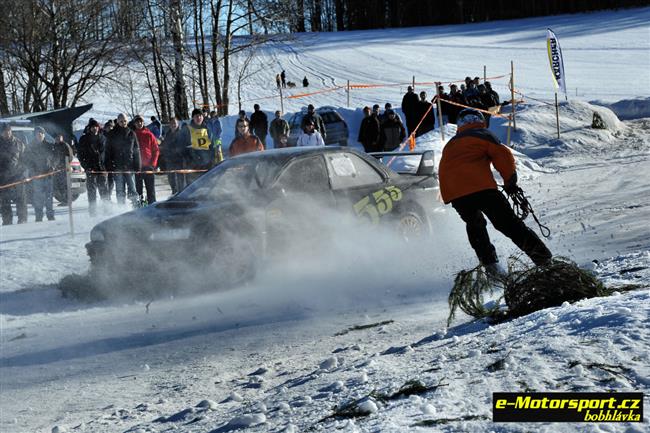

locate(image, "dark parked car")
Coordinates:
85 147 439 297
287 106 349 147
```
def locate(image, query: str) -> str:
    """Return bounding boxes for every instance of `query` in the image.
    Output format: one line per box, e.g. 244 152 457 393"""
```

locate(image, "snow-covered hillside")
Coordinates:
2 7 650 433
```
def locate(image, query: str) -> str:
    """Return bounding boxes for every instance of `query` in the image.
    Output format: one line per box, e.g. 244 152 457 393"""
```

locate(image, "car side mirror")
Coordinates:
416 150 436 177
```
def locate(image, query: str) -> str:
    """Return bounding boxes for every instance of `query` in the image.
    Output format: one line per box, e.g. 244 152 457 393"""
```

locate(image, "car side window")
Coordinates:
326 153 383 190
321 112 335 123
277 156 330 194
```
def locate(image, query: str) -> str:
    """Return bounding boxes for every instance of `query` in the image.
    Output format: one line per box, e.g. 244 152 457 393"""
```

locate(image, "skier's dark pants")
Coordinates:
135 169 156 204
86 173 108 215
0 184 27 225
451 189 552 266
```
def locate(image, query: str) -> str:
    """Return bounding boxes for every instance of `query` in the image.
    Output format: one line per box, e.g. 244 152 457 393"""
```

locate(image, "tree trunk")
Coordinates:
311 0 322 31
211 0 224 115
334 0 345 30
0 66 9 115
222 0 234 115
170 0 188 119
296 0 306 32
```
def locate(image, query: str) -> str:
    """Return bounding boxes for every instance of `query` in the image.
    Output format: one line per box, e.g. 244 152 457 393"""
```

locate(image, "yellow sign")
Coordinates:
190 126 210 150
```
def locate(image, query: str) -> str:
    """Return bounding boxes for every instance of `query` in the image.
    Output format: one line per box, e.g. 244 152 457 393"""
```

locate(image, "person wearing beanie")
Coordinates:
78 119 109 215
0 123 28 224
23 126 56 221
133 115 160 205
379 109 406 151
300 104 326 139
105 113 141 206
180 108 218 183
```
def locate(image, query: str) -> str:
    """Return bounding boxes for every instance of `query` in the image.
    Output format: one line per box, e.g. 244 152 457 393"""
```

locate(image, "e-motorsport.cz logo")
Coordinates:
493 392 643 422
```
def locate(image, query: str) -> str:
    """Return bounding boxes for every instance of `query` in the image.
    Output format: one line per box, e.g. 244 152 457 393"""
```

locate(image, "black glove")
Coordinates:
504 172 519 195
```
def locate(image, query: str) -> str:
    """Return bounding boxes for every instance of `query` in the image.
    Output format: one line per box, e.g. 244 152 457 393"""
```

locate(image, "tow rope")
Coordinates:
504 186 551 238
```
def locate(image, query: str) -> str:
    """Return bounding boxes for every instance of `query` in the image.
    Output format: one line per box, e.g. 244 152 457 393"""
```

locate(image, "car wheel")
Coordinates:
207 233 258 289
396 209 428 243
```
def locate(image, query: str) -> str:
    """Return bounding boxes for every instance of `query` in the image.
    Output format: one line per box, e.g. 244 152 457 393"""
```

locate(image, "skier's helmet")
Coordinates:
457 108 485 128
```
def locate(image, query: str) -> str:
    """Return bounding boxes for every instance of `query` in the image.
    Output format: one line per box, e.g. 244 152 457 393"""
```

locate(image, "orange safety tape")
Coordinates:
439 98 520 119
86 169 209 175
286 86 345 99
190 73 512 110
0 169 63 191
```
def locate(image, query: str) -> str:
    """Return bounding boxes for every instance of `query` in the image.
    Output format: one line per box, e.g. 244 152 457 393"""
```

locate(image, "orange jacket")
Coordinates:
229 134 264 157
438 122 516 203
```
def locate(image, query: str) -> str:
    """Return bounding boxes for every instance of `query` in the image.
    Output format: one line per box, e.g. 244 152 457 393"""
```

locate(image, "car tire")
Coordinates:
206 232 258 290
396 206 430 243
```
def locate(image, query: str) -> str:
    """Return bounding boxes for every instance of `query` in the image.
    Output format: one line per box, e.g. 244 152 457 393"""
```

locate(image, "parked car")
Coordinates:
85 147 439 298
2 120 85 203
287 106 349 146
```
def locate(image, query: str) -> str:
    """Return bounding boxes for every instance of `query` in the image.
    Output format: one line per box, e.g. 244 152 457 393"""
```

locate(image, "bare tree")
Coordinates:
170 0 189 119
1 0 125 110
235 45 263 112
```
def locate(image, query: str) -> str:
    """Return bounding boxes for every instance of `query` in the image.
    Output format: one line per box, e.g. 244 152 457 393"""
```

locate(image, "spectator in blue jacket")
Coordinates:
206 110 223 162
147 116 162 140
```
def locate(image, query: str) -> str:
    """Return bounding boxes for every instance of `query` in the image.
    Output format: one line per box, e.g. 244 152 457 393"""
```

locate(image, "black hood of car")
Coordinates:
92 193 270 240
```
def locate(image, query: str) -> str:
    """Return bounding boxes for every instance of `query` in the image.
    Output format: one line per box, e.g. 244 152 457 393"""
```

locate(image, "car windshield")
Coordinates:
176 156 284 200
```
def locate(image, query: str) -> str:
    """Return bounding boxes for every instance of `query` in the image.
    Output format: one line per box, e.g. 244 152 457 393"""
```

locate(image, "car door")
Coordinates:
324 151 402 226
265 154 336 254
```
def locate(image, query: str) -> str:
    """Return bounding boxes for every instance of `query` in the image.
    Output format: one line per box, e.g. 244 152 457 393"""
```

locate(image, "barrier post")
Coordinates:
279 85 284 114
511 60 517 131
347 80 350 108
483 65 486 83
555 92 560 139
506 115 512 147
435 82 445 141
65 156 74 236
412 76 415 90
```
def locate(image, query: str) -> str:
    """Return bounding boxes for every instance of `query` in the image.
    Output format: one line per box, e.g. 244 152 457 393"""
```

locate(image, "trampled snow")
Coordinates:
1 7 649 433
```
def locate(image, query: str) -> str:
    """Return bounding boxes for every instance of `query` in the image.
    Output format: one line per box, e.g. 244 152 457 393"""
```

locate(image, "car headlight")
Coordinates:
149 228 191 241
90 227 105 242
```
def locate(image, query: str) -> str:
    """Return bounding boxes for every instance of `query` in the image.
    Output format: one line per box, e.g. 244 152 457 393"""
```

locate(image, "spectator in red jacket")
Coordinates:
133 115 160 204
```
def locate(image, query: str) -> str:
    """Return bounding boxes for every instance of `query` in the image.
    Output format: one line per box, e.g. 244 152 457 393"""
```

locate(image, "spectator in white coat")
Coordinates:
296 119 325 147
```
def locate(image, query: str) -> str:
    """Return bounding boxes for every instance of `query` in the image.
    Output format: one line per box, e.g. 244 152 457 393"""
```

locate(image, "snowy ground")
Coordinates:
2 7 650 433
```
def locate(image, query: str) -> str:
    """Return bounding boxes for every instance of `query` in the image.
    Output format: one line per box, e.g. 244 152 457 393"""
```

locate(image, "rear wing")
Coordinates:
369 150 436 177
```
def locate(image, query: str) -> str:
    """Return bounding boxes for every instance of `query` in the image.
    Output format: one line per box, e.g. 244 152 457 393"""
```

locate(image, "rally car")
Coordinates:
86 147 439 296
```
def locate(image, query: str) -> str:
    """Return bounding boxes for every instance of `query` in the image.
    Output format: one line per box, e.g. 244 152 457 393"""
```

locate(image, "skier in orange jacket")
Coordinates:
438 109 552 276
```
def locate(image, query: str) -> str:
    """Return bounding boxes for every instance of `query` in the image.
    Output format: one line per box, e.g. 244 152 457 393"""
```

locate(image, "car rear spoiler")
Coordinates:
369 150 436 177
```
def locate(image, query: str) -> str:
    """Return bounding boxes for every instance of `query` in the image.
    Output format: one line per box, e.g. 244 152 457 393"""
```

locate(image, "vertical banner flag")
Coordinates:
546 28 567 98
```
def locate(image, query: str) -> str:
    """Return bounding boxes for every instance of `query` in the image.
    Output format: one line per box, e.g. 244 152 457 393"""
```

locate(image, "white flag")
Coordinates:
546 28 567 97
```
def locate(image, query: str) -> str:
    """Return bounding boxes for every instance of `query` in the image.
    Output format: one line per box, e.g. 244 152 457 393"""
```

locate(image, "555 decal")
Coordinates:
353 186 403 223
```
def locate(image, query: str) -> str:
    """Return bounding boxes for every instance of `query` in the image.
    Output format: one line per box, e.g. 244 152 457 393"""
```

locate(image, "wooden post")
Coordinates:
347 80 350 108
279 85 284 114
483 65 486 83
511 60 517 131
555 92 560 139
65 156 74 237
506 115 512 148
435 82 445 142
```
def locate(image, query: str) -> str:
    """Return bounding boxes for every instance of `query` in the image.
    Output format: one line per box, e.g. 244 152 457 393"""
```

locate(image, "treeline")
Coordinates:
336 0 648 30
0 0 644 120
